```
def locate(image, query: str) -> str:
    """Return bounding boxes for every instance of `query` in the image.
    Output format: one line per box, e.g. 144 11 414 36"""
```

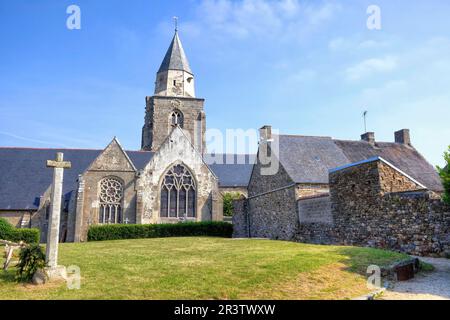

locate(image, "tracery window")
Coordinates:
98 177 123 224
171 110 184 127
160 164 196 218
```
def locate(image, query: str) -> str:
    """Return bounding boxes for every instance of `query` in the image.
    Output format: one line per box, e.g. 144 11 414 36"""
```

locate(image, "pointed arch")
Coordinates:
160 163 196 219
170 109 184 128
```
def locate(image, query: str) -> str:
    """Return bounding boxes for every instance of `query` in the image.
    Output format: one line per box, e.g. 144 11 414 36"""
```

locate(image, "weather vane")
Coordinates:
173 16 178 32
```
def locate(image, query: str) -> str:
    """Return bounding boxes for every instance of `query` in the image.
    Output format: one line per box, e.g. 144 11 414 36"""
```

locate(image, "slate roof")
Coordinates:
158 31 192 74
204 154 256 188
277 135 349 184
275 135 443 192
0 148 254 210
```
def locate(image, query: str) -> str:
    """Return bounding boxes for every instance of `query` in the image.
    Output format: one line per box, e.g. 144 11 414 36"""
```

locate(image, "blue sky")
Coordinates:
0 0 449 166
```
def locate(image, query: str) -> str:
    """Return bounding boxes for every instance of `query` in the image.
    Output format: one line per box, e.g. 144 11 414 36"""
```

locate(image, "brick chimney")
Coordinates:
395 129 411 146
259 125 272 142
361 132 375 145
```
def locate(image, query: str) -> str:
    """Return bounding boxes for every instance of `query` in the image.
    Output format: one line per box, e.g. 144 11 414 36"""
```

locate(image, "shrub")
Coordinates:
16 244 46 282
223 192 243 216
88 221 233 242
0 218 40 243
437 146 450 205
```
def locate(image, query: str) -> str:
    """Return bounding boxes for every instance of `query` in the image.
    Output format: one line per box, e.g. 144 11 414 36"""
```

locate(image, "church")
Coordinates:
0 31 253 242
0 31 445 249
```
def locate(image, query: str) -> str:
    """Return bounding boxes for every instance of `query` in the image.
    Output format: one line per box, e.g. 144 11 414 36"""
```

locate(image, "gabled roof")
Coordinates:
334 139 443 192
0 147 253 210
275 134 443 192
158 31 192 74
276 135 349 184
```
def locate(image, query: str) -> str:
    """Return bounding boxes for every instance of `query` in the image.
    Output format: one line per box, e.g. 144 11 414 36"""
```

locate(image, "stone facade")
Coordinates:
72 139 139 242
141 96 206 153
295 184 329 199
14 32 226 243
139 127 221 224
328 159 449 256
234 152 298 240
0 211 33 228
237 156 450 257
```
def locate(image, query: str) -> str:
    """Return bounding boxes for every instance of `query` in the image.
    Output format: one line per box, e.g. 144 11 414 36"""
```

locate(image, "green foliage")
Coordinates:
16 244 46 282
87 221 234 242
0 218 40 243
437 146 450 205
222 192 242 216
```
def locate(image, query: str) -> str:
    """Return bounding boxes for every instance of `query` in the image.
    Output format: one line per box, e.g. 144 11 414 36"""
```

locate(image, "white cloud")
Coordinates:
345 56 397 81
186 0 341 41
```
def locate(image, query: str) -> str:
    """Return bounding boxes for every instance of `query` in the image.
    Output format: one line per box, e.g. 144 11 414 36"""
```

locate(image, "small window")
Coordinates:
173 80 177 86
171 110 184 127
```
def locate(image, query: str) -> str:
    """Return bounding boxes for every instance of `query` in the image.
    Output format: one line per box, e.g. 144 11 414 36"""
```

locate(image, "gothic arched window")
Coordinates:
98 177 123 224
160 164 196 218
171 110 184 127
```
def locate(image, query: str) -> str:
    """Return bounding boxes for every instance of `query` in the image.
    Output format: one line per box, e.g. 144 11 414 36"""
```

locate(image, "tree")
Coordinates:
222 192 243 217
437 146 450 205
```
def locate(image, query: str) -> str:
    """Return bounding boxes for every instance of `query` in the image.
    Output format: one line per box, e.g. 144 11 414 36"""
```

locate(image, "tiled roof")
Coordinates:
275 134 443 192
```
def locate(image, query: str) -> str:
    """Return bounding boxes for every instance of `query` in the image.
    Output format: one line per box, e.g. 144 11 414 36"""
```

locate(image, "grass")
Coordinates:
0 237 409 300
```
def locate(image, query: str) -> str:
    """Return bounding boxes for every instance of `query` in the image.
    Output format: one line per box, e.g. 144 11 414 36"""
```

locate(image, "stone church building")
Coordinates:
0 31 253 242
0 31 447 252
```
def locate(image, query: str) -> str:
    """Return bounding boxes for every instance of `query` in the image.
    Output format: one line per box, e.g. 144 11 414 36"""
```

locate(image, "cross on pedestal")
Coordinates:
46 152 71 271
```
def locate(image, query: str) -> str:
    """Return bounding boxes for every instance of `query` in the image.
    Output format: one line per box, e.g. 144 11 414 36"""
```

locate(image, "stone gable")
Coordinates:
139 126 221 224
87 138 136 172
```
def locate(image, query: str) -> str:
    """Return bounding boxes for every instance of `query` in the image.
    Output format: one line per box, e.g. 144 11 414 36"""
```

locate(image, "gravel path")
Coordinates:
381 257 450 300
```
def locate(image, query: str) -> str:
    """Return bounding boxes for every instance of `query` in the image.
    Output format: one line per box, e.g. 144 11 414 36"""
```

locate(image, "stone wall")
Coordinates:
73 139 138 242
295 195 334 244
298 195 332 224
140 126 221 225
0 211 33 228
243 154 298 240
329 159 449 256
232 198 248 238
295 184 329 199
142 96 206 153
219 187 248 198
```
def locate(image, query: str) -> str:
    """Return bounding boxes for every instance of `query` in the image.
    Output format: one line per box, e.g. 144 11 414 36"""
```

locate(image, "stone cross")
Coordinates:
46 152 71 270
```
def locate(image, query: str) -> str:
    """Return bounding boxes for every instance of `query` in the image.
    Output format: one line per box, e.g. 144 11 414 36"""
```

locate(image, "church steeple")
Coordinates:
154 28 195 98
142 25 206 153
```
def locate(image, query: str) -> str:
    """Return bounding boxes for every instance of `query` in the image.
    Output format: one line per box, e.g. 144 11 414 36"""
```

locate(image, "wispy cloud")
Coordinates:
183 0 342 42
345 56 397 81
0 131 69 147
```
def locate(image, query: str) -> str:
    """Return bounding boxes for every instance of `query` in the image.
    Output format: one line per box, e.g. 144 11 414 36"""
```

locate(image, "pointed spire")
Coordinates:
157 29 193 74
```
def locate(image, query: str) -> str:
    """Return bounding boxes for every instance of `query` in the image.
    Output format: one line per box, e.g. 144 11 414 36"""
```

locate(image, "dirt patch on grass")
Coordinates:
242 263 370 300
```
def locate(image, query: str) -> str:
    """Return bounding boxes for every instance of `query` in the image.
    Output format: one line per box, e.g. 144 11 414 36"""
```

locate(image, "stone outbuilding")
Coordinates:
234 128 449 256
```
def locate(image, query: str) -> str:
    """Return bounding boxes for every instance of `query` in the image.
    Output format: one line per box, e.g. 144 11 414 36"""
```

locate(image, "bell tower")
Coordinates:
141 28 206 153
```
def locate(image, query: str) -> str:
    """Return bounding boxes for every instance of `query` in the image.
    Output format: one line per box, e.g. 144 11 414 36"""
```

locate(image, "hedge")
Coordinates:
88 221 233 242
0 218 40 244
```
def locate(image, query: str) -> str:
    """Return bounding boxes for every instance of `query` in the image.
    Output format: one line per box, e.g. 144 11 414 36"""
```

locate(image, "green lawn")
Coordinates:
0 237 409 300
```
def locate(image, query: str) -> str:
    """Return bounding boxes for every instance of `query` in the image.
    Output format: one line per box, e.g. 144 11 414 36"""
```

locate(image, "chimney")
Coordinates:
395 129 411 146
361 132 375 145
259 125 272 142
